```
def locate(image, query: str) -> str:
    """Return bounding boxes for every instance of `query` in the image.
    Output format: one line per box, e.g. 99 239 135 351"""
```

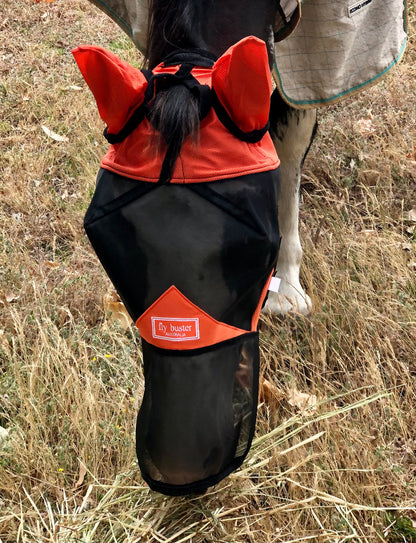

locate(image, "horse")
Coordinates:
76 0 313 493
77 0 406 494
87 0 317 316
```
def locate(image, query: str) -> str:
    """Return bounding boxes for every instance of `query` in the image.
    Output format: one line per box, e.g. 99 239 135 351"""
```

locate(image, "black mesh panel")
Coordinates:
84 169 280 330
136 332 259 495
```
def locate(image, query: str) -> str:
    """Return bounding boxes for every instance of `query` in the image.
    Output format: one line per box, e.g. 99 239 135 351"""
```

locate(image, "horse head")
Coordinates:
74 1 284 495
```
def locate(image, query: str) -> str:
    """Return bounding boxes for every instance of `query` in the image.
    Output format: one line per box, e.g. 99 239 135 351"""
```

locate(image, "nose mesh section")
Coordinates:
136 333 259 493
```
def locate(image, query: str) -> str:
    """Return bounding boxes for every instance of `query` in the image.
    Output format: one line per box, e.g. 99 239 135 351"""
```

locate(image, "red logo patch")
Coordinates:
151 317 200 342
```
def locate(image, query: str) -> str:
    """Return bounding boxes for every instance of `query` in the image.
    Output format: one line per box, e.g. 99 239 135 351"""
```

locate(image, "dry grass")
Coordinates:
0 0 415 541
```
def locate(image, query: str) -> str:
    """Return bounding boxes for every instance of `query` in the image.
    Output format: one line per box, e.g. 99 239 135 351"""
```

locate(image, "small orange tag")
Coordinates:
151 317 200 342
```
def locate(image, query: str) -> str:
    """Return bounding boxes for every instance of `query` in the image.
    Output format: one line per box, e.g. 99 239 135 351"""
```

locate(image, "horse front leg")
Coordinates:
264 90 317 316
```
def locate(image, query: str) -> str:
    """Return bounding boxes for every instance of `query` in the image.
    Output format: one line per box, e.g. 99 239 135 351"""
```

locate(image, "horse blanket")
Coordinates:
87 0 407 108
273 0 408 107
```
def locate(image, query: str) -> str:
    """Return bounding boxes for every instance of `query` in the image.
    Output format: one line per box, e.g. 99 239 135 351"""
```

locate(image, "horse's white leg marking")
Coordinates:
264 106 317 316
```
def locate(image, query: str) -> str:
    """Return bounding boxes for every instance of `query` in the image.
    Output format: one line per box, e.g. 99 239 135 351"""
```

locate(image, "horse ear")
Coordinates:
72 46 147 134
212 36 271 133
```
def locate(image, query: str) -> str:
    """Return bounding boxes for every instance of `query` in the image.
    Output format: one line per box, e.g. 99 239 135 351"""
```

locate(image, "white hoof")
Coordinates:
263 279 312 316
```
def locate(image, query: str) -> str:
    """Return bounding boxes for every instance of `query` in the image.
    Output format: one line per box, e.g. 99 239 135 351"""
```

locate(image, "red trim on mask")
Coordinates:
136 286 246 350
251 270 275 331
100 114 279 183
73 37 279 184
72 46 147 134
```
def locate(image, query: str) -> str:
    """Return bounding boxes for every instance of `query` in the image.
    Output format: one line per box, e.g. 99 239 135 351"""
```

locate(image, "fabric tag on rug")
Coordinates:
348 0 373 17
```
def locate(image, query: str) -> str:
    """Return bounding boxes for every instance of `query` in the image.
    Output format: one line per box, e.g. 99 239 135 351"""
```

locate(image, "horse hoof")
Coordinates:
263 280 312 316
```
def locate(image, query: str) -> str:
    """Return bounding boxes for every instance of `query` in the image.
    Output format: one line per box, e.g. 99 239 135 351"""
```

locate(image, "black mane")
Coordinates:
145 0 277 182
146 0 277 67
146 0 205 69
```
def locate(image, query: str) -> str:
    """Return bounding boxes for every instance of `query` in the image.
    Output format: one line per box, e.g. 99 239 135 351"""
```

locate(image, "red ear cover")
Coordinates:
212 36 272 133
72 46 147 134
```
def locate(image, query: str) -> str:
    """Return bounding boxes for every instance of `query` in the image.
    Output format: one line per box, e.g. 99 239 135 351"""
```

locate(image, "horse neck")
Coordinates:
146 0 277 68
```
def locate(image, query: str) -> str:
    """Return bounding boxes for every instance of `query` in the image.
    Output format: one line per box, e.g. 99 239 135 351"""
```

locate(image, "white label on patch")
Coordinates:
348 0 372 17
268 277 281 293
151 317 200 341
